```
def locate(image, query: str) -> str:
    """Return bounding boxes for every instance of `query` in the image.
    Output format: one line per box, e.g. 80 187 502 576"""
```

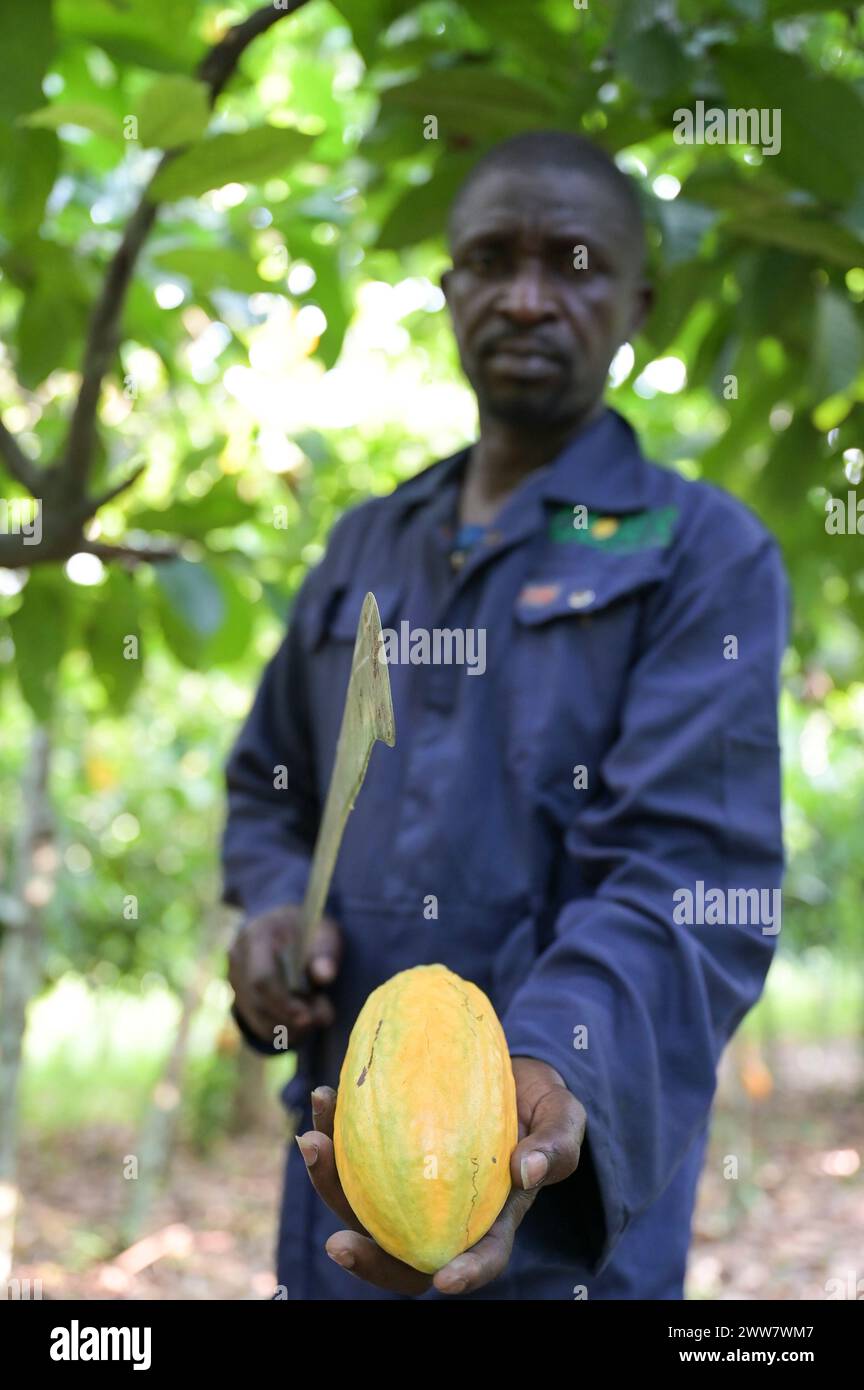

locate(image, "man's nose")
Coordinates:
497 263 557 322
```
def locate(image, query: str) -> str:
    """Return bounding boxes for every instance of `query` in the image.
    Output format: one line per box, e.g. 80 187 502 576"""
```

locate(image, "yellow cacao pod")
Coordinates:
333 963 518 1274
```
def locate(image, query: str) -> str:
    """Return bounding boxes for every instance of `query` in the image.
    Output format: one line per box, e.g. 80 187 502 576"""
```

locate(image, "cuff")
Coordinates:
503 1026 627 1274
222 853 311 920
231 1002 283 1057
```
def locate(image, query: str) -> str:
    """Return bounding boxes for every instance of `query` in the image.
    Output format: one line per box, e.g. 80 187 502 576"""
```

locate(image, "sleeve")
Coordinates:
221 573 321 921
501 534 789 1273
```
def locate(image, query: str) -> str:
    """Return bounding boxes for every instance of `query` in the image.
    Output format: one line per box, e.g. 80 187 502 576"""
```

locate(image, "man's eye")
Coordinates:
467 246 505 273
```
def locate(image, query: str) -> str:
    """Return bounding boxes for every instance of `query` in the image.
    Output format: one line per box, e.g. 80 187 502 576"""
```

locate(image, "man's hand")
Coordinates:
227 905 342 1049
295 1056 586 1296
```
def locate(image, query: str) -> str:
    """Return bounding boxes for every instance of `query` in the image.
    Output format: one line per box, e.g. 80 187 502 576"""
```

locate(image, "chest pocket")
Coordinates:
302 581 405 650
299 580 404 782
508 559 666 802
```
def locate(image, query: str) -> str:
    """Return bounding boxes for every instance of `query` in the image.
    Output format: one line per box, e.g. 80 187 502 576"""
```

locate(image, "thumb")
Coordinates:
512 1085 586 1192
306 915 342 985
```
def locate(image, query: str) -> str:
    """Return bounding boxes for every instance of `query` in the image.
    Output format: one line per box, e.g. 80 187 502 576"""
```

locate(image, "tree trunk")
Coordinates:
119 910 230 1248
0 727 54 1298
229 1045 269 1134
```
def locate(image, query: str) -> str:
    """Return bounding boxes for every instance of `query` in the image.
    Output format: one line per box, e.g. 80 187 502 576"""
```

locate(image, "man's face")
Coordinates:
441 164 651 429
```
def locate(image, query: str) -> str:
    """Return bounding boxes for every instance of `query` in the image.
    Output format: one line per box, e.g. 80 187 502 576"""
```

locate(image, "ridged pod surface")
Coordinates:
333 963 518 1274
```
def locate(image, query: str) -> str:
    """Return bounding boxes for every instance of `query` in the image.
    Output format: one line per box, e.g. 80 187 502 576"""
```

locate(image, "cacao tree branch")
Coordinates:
60 0 310 495
0 521 178 570
0 418 40 496
61 194 162 494
83 462 147 514
197 0 311 103
79 539 181 565
0 523 65 569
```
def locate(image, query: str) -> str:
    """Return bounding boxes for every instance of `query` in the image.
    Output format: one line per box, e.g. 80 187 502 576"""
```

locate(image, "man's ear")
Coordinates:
628 279 654 341
440 265 453 301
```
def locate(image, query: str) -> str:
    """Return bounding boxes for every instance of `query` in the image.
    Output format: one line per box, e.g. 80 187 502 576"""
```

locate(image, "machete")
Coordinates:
281 591 396 994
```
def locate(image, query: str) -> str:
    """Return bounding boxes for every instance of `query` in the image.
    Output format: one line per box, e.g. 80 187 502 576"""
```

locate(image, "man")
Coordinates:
223 131 787 1300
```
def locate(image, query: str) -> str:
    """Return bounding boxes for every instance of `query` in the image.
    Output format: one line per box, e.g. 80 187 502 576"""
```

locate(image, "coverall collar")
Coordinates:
390 406 652 520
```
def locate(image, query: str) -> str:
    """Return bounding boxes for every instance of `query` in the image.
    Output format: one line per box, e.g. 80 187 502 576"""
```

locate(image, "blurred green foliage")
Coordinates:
0 0 862 1032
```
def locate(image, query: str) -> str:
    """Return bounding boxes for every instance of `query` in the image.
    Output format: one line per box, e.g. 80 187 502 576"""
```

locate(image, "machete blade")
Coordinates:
282 591 395 993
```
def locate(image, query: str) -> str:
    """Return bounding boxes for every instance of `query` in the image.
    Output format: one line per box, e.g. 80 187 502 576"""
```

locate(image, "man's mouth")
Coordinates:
485 341 564 379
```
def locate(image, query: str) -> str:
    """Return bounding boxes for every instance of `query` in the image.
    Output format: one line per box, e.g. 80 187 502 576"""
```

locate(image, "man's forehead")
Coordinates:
451 165 634 241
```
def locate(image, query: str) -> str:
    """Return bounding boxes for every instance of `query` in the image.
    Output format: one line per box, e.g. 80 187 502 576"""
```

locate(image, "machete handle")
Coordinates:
279 938 311 998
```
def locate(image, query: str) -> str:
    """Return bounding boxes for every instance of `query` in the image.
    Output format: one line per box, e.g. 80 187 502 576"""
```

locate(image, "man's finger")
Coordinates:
295 1129 365 1233
511 1084 587 1191
306 915 343 986
248 976 306 1032
324 1231 432 1297
309 1085 337 1138
433 1185 535 1295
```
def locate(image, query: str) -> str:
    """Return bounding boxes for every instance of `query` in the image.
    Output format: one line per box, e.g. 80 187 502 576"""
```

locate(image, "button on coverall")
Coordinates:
222 408 788 1300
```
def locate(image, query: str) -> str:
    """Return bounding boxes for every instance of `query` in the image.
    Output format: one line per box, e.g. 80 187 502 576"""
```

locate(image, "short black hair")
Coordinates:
447 130 646 252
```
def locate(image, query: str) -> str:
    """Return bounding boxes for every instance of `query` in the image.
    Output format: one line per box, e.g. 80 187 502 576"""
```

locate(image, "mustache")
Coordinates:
479 331 567 362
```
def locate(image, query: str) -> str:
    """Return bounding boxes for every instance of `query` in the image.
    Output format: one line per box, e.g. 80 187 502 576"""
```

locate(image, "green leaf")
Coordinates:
292 431 330 466
765 0 840 14
726 213 864 271
377 153 477 250
128 477 257 538
16 289 85 390
0 123 58 238
643 260 725 354
155 558 224 637
459 0 578 86
153 558 257 669
0 0 54 122
659 200 717 267
149 126 314 202
681 166 809 217
151 246 272 296
56 0 203 76
198 563 255 666
810 291 864 403
137 76 211 150
842 181 864 238
378 69 559 140
85 573 143 713
714 46 864 208
18 102 120 142
737 249 815 343
618 24 690 101
300 249 350 371
331 0 419 64
9 571 70 722
611 0 681 45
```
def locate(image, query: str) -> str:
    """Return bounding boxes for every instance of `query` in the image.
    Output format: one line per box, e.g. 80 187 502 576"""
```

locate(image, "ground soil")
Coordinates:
11 1040 863 1301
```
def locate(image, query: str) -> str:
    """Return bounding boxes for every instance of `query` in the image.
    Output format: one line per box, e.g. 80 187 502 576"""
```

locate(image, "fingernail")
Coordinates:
327 1247 354 1269
439 1257 472 1293
520 1150 549 1190
312 956 336 982
295 1135 318 1167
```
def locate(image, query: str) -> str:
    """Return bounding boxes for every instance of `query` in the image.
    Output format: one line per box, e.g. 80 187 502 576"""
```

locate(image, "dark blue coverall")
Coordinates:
222 408 788 1300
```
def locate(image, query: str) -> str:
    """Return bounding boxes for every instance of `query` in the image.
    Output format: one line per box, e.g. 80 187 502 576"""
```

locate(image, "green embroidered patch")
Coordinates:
548 505 679 552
